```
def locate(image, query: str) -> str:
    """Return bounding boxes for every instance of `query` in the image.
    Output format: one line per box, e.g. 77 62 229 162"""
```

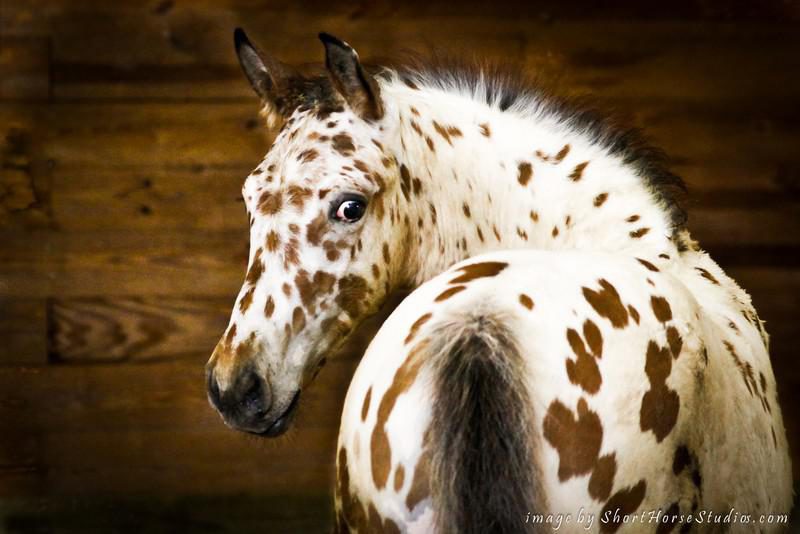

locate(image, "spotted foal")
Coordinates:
205 30 792 533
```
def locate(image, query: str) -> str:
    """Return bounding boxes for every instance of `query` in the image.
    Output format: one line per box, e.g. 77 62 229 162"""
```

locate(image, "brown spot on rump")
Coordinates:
238 287 255 313
568 161 589 181
361 386 372 421
257 190 282 215
583 279 629 329
566 325 602 394
552 226 559 238
298 148 319 163
723 341 758 396
449 261 508 284
245 248 264 285
394 464 405 491
435 285 467 302
426 136 435 151
433 121 454 145
519 294 534 310
406 444 431 510
410 120 423 136
287 185 312 209
382 243 391 264
479 123 491 137
292 306 306 333
332 133 355 155
589 453 617 502
544 398 603 481
476 226 485 242
650 295 673 322
637 258 659 272
336 275 369 317
594 192 609 207
492 225 501 241
695 267 720 285
667 326 683 359
405 313 433 345
266 231 281 252
530 210 539 222
306 212 327 246
264 296 275 318
672 444 692 475
462 203 471 218
599 480 647 533
536 144 571 163
640 341 680 442
412 177 422 196
626 214 640 223
371 342 430 490
628 305 640 324
517 161 533 186
630 227 650 239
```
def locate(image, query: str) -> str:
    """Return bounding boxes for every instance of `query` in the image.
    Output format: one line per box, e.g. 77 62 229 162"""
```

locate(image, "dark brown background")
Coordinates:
1 1 798 532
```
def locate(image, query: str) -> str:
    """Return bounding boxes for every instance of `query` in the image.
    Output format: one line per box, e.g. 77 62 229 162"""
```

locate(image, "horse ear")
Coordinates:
234 28 295 115
319 33 384 121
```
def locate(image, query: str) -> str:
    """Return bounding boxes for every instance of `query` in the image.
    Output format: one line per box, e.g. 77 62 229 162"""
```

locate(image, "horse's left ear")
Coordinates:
319 33 384 121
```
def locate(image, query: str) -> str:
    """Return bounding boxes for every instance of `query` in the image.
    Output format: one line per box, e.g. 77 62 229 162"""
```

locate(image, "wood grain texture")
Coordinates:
0 0 798 529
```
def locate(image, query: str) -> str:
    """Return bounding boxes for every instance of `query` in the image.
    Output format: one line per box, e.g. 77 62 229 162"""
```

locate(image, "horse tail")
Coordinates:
427 312 541 534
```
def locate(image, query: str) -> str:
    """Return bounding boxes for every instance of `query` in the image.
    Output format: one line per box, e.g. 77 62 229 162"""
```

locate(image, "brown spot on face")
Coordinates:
284 237 300 267
640 341 679 442
630 227 650 238
361 386 372 421
626 215 640 223
405 313 433 345
478 123 491 137
566 327 602 394
425 136 435 151
600 480 647 533
627 305 640 324
264 296 275 318
517 161 533 186
589 453 616 502
399 164 412 201
552 226 559 238
238 287 255 313
257 191 282 215
435 285 466 302
306 212 327 246
245 248 264 285
266 231 281 252
324 240 341 261
449 261 508 284
594 192 609 207
536 144 570 163
583 279 629 328
637 258 659 272
651 296 673 322
393 464 405 492
568 161 589 181
298 148 319 163
371 342 429 489
544 398 603 480
519 294 534 310
332 133 355 155
287 185 312 209
695 267 720 285
336 275 369 317
292 306 306 333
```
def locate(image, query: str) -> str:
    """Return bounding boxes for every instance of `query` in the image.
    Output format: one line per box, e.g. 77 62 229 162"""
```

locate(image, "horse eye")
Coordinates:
333 198 366 223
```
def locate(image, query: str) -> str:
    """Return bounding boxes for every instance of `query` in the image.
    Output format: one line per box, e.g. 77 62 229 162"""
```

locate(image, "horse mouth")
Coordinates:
255 391 300 437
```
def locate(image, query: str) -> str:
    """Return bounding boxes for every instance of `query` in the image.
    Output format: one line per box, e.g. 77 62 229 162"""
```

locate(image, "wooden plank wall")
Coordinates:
1 0 799 531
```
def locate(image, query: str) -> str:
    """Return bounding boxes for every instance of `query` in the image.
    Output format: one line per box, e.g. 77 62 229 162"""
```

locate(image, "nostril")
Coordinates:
242 376 265 417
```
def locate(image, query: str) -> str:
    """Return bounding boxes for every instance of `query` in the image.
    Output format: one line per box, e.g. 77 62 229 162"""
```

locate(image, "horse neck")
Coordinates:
381 81 681 286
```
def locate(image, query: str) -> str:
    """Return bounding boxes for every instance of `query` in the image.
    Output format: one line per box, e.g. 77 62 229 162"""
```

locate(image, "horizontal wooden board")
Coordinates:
0 36 50 100
0 298 48 365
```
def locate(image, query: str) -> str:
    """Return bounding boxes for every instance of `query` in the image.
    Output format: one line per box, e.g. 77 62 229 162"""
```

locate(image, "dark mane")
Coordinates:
380 53 689 235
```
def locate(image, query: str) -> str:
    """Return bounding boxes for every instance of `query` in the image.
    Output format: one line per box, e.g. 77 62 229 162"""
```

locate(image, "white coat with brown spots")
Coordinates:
204 30 793 533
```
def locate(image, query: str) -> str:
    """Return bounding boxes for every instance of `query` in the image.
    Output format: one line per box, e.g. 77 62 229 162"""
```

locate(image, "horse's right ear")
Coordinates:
234 28 295 115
